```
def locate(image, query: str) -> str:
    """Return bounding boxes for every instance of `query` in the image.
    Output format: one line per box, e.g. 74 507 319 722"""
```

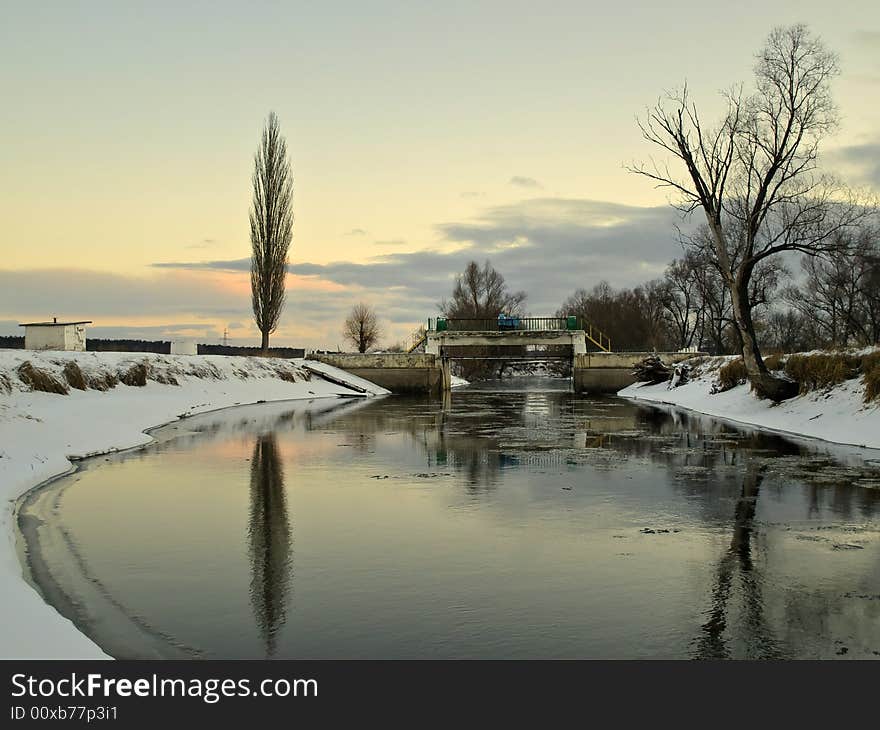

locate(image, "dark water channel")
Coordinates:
17 378 880 659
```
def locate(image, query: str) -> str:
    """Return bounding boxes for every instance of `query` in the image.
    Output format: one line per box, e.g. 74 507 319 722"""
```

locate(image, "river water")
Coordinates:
17 378 880 659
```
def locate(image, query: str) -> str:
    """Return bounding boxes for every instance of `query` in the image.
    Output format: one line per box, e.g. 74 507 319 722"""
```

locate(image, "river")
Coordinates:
16 378 880 659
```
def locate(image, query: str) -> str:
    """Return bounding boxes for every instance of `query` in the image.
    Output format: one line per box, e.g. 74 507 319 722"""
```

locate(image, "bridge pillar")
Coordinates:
572 332 587 355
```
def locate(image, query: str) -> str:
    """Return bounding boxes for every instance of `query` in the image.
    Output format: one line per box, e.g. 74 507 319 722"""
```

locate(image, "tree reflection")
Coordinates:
693 461 784 659
247 433 292 657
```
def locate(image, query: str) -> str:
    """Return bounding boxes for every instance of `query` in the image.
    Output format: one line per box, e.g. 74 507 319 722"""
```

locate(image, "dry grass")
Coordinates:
763 353 784 371
16 361 69 395
119 362 149 387
87 372 118 391
271 363 300 383
151 371 179 386
781 351 880 403
61 361 88 390
784 353 861 394
716 358 748 392
862 353 880 403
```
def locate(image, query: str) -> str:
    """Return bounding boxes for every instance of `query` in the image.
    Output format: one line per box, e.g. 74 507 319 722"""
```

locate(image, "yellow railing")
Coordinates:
584 321 611 352
407 332 427 353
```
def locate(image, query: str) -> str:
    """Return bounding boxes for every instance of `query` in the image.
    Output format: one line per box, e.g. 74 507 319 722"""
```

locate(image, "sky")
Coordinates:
1 1 878 348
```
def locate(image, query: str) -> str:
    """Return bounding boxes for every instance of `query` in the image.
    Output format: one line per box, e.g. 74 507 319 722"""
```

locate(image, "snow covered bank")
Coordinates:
619 354 880 450
0 350 388 659
450 375 469 388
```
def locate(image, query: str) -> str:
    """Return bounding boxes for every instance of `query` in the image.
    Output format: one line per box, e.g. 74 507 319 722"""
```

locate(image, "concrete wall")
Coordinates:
573 351 699 394
308 353 449 395
24 324 86 352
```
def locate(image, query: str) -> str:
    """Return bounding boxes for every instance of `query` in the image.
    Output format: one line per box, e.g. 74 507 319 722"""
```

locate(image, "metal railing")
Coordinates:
427 316 573 332
425 316 612 352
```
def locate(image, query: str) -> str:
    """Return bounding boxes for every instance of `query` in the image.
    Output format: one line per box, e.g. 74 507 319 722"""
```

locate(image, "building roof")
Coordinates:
19 321 92 327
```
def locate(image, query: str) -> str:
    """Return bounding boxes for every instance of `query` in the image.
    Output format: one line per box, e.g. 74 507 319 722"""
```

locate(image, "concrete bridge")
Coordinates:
309 317 697 395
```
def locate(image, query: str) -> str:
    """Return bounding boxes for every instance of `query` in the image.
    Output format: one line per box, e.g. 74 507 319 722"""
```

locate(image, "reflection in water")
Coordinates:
694 463 782 659
16 386 880 659
247 434 292 657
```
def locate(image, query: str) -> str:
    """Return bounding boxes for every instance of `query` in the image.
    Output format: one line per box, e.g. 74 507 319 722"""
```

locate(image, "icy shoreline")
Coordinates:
0 350 388 659
618 356 880 451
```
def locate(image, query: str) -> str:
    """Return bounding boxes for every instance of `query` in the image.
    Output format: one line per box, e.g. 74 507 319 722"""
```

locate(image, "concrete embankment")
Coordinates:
574 352 697 393
308 353 450 394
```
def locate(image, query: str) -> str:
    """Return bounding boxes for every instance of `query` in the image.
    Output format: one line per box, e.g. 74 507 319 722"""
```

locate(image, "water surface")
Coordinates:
18 380 880 659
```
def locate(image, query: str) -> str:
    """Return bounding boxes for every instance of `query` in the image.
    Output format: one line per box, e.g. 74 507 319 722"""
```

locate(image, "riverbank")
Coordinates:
619 353 880 450
0 350 388 659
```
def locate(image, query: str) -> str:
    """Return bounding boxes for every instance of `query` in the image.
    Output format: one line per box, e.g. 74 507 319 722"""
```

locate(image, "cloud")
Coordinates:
152 197 686 320
852 30 880 47
373 239 408 247
509 176 542 189
826 140 880 189
3 197 688 347
187 238 218 249
345 228 367 236
460 191 484 199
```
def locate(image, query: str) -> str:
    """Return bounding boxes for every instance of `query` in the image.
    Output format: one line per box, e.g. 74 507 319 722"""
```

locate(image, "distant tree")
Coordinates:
344 303 381 353
250 112 294 355
785 225 880 347
440 260 526 319
762 308 813 353
662 237 786 355
661 256 703 350
631 25 867 400
557 281 672 351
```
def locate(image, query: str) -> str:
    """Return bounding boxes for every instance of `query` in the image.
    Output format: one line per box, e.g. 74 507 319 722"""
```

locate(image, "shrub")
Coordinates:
16 361 69 395
716 358 748 392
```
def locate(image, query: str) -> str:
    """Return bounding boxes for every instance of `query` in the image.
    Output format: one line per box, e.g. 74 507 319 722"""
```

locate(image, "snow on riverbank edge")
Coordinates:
619 356 880 451
0 350 389 659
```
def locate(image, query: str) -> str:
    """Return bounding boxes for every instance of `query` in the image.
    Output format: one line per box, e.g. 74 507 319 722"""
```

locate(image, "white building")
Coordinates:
20 319 92 351
170 338 197 355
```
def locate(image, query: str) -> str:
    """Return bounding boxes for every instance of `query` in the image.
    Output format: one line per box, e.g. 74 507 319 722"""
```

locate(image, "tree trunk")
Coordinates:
261 329 270 356
730 273 797 401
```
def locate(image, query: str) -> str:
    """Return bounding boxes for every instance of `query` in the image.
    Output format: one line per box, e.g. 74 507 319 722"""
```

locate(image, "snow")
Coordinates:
619 354 880 450
0 350 388 659
450 375 469 387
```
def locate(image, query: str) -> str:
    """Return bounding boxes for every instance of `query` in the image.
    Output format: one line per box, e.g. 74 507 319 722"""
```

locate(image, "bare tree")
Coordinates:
631 25 867 399
440 260 526 319
344 303 381 353
250 112 293 354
